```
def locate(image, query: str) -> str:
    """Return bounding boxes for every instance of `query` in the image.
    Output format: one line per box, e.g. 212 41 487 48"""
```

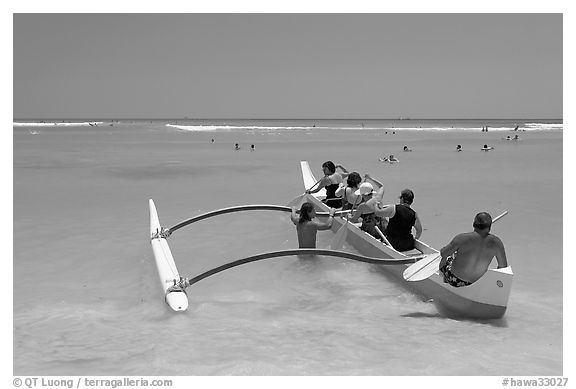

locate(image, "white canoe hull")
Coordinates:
149 199 189 311
298 161 513 319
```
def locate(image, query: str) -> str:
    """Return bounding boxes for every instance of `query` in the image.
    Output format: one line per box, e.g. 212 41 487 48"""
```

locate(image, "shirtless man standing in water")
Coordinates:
439 212 508 287
290 202 336 248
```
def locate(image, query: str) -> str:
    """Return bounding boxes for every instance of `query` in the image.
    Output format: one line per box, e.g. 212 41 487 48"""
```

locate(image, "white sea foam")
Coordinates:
524 122 563 131
166 124 470 132
12 121 563 133
166 124 451 132
166 124 318 132
166 123 562 132
13 121 104 127
362 125 562 132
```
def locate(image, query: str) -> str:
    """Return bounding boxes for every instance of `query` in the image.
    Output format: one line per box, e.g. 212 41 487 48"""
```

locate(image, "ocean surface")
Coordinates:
12 119 564 377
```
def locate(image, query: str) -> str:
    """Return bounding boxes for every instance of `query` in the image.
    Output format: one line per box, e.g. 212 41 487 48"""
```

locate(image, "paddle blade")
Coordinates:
287 194 305 208
330 221 349 250
402 212 507 282
402 253 442 282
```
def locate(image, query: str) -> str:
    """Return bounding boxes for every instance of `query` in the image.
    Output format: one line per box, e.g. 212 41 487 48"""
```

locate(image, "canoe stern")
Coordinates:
298 188 513 320
431 266 513 319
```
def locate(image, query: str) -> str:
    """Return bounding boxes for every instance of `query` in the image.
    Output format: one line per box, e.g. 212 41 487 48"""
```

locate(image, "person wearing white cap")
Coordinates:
349 181 386 240
356 182 375 197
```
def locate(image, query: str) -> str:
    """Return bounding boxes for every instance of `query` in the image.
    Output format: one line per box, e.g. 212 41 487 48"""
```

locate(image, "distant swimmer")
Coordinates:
211 138 215 143
403 145 413 152
513 135 520 141
251 144 255 151
235 143 240 150
379 154 399 163
456 144 462 152
481 144 494 151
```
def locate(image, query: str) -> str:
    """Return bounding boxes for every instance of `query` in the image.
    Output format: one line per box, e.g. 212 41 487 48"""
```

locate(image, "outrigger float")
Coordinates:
149 161 513 319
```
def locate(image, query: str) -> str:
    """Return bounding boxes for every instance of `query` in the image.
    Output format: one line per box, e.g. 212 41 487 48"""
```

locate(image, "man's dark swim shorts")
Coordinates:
440 256 472 287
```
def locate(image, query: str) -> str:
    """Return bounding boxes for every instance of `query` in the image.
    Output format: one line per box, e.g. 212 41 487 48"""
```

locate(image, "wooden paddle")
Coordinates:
332 188 387 250
402 211 508 282
330 213 349 250
330 187 363 250
374 226 392 246
287 178 323 208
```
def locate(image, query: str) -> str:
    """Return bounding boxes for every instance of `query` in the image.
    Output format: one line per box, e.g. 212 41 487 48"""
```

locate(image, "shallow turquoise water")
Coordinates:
12 121 563 375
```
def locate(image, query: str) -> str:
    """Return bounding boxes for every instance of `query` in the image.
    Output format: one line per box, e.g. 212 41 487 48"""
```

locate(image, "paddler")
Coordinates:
306 161 343 208
438 212 508 287
376 189 422 251
349 181 386 241
335 171 363 211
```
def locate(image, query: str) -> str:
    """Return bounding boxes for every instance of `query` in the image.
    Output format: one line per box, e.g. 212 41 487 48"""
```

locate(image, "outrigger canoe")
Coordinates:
149 202 414 312
296 161 513 319
148 162 512 319
149 199 188 311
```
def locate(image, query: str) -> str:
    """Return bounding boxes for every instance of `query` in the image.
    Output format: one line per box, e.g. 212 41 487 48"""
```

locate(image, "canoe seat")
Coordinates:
401 248 423 257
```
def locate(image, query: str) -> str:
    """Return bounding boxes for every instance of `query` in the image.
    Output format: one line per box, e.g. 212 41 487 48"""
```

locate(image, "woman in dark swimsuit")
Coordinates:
336 171 363 211
306 161 343 208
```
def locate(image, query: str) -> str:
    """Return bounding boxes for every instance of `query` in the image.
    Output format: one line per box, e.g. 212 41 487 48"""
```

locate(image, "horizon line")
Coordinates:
13 117 563 121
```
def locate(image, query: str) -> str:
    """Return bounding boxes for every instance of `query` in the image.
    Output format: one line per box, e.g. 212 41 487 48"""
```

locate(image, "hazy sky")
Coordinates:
13 13 562 119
